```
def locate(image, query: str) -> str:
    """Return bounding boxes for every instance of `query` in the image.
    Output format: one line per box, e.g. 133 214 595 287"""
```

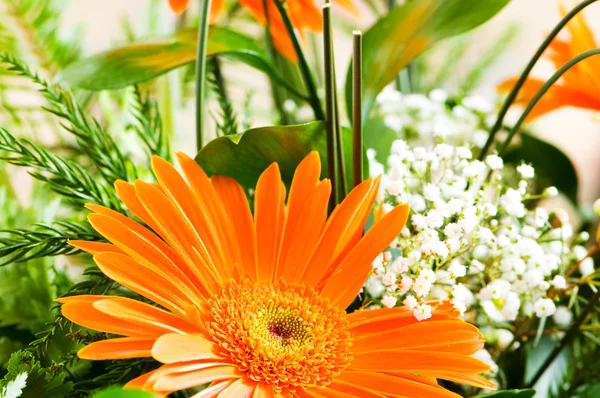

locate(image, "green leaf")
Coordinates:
346 0 511 120
57 27 305 98
91 387 158 398
362 117 399 166
195 122 363 192
474 390 536 398
525 336 569 398
503 132 579 205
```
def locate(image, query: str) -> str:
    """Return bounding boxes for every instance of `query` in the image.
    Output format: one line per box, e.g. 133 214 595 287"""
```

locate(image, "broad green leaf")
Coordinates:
503 132 579 205
524 336 569 398
346 0 511 121
363 117 399 166
195 122 365 192
57 27 305 98
474 390 536 398
92 387 158 398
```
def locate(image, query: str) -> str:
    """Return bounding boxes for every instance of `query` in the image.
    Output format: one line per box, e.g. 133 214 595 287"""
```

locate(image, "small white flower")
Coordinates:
435 144 454 159
499 189 526 217
412 214 428 230
403 294 418 310
413 276 432 297
580 257 595 277
400 274 413 293
473 129 490 148
448 260 467 277
408 194 426 213
425 210 444 228
534 298 556 317
485 154 504 170
456 146 473 159
463 160 487 178
429 88 448 103
553 306 573 326
473 349 499 376
283 99 297 113
551 275 567 289
420 269 437 283
477 227 495 244
444 223 463 239
381 271 397 287
423 184 442 202
392 257 410 274
381 294 397 308
544 186 559 197
413 303 433 321
517 164 535 179
387 179 405 196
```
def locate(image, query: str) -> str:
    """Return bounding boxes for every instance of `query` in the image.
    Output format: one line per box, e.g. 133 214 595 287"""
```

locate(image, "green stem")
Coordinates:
195 0 213 151
526 288 600 388
274 0 325 120
323 4 337 208
499 49 600 155
479 0 599 160
352 31 363 188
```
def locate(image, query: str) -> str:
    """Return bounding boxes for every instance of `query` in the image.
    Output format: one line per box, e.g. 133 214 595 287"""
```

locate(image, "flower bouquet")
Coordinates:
0 0 599 397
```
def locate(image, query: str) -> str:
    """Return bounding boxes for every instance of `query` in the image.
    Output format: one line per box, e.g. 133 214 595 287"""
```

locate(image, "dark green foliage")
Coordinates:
208 57 239 137
0 350 73 397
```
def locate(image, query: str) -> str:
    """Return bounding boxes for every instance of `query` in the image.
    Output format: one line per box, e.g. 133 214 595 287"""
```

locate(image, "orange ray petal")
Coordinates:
152 363 241 391
190 380 236 398
152 156 234 280
134 180 222 292
93 297 201 335
216 377 257 397
87 213 207 301
151 333 222 364
69 240 124 255
125 369 174 397
115 180 162 233
254 163 286 283
211 175 257 279
301 178 378 286
352 320 484 355
78 337 155 360
335 371 460 398
169 0 190 14
350 350 491 374
61 299 163 337
319 204 409 309
347 302 459 335
94 252 194 316
280 179 331 282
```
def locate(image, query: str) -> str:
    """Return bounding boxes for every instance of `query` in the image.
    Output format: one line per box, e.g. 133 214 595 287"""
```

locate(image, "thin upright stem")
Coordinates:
274 0 325 120
323 4 337 208
479 0 599 160
352 31 363 188
498 49 600 155
195 0 213 151
526 288 600 388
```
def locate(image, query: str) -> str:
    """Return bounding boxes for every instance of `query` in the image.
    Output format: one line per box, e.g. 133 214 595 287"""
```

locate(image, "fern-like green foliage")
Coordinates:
1 54 137 184
208 58 239 137
0 351 73 397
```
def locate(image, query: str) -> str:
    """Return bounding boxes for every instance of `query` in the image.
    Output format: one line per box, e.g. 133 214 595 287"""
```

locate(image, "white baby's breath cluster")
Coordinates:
374 87 497 149
365 89 592 332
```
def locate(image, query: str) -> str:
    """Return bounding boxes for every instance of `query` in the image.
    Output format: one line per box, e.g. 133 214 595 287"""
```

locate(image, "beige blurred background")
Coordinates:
52 0 600 205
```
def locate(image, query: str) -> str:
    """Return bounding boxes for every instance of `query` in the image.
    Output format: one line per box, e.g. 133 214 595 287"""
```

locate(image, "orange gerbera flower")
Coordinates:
498 0 600 120
59 152 495 397
168 0 357 61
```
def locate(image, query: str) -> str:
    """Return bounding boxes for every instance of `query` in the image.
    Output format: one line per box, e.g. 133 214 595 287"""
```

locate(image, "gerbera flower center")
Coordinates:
205 280 353 392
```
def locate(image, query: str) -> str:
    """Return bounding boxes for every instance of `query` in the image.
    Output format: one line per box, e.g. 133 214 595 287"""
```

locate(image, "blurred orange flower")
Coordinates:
498 1 600 119
168 0 357 62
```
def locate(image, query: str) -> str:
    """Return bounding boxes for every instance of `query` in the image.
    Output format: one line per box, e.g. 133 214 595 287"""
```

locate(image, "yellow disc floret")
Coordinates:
204 279 353 392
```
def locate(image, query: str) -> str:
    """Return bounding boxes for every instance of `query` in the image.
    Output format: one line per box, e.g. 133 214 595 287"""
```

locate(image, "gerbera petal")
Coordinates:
190 380 235 398
134 180 222 292
152 363 241 391
115 180 162 233
87 212 207 300
319 204 409 309
61 299 162 337
69 240 124 255
151 333 221 364
254 163 286 282
277 151 321 278
216 377 257 397
301 178 378 287
335 371 460 398
169 0 189 14
152 156 234 280
352 320 484 355
93 297 201 335
78 337 155 360
94 252 194 316
211 175 256 278
280 179 331 282
126 369 173 397
350 350 491 374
